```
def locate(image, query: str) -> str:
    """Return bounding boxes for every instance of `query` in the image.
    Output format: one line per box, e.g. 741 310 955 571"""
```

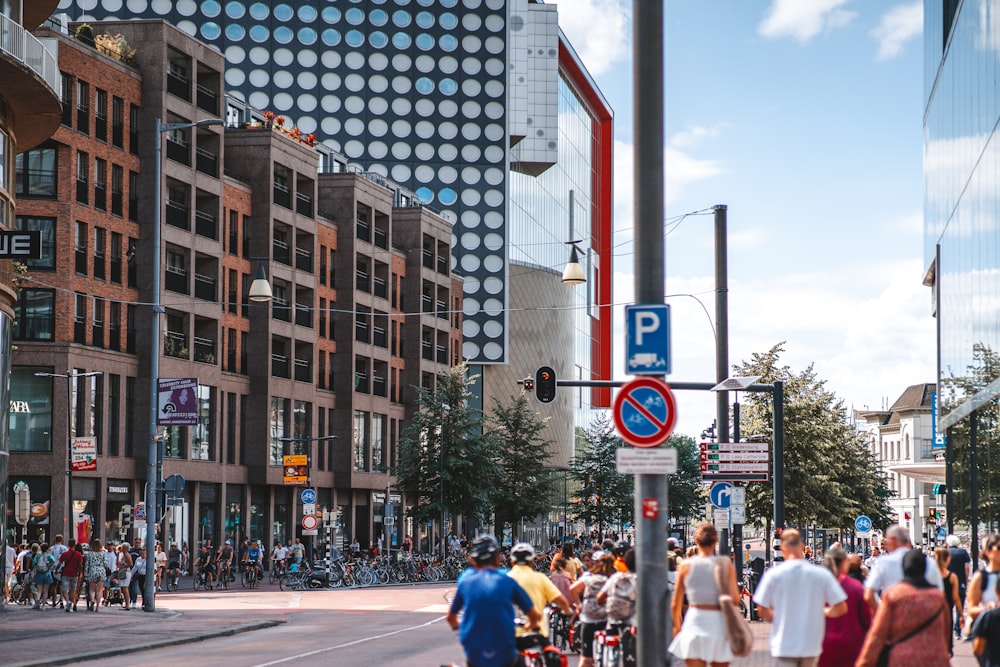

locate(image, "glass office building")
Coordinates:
924 2 1000 427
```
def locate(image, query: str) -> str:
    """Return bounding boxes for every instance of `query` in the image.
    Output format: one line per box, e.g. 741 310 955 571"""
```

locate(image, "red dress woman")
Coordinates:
819 547 871 667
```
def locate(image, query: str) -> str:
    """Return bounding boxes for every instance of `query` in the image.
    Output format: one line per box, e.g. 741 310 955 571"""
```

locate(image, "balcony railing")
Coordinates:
165 201 189 230
294 359 311 383
196 84 218 114
272 299 291 323
437 255 448 274
373 276 388 300
164 332 188 358
295 305 312 328
271 354 289 378
273 239 291 266
422 248 434 269
436 344 447 364
194 210 217 239
374 227 387 249
165 268 188 294
194 272 216 301
166 137 190 165
421 341 433 361
166 69 190 101
273 182 291 209
295 192 313 217
295 247 312 272
193 336 216 364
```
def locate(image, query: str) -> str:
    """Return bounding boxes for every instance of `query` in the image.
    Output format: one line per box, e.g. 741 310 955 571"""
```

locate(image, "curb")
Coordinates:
4 618 286 667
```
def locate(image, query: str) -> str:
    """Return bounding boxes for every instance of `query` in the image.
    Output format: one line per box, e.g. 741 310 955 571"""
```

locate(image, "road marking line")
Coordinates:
414 604 450 613
288 594 302 608
251 616 446 666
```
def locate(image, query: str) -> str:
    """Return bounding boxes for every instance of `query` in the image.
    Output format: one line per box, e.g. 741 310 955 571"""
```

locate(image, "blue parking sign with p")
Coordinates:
626 304 671 375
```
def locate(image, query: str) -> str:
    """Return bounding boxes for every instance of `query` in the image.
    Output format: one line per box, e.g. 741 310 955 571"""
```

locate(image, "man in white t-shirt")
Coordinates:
753 529 847 667
863 524 943 614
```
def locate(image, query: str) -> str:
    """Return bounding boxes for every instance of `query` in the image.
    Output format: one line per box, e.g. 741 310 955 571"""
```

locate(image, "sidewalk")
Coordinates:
0 599 282 667
728 618 979 666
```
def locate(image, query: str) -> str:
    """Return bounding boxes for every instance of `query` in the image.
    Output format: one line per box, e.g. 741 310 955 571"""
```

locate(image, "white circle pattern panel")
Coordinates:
67 0 512 364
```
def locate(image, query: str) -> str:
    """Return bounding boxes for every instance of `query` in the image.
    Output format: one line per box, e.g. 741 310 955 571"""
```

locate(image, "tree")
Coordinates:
734 343 893 533
395 363 500 534
666 433 706 523
488 392 557 539
570 414 633 536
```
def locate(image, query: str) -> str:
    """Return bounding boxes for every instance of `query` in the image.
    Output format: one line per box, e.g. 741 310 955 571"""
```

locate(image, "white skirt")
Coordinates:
668 607 735 662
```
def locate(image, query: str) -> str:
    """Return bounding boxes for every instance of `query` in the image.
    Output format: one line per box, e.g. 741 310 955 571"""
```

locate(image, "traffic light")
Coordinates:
535 366 556 403
522 376 535 392
928 507 937 525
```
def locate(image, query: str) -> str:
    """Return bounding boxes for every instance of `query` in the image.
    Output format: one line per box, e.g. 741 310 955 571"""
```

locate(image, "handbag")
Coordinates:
714 557 753 657
875 603 944 667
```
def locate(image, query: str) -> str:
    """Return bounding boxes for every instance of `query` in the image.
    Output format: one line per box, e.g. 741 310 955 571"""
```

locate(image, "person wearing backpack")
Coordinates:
597 548 638 665
31 542 56 610
569 550 616 667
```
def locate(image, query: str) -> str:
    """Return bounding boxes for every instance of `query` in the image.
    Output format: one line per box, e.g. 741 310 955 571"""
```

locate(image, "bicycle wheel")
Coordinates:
220 572 229 590
193 574 201 590
269 568 280 584
241 571 252 588
278 574 290 591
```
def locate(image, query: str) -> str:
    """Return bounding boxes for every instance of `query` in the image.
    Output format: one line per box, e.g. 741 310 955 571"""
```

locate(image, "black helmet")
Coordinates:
469 534 500 563
615 540 630 554
510 542 536 564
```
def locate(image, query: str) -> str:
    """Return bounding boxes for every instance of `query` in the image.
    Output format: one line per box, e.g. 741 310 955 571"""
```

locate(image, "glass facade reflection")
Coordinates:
924 2 1000 424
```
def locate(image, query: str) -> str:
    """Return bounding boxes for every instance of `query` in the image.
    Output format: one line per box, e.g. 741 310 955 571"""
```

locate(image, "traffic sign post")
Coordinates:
625 304 671 374
710 482 733 508
854 515 872 533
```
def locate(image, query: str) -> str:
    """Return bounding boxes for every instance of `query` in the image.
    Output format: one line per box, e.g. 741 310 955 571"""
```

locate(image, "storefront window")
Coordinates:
9 366 54 452
7 475 50 543
192 385 214 460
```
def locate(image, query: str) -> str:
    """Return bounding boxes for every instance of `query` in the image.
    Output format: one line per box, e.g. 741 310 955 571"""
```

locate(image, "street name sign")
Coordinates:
625 304 670 374
700 441 770 481
612 376 678 448
616 447 678 474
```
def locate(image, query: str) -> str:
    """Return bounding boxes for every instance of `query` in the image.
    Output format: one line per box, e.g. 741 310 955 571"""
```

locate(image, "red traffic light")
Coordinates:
535 366 556 403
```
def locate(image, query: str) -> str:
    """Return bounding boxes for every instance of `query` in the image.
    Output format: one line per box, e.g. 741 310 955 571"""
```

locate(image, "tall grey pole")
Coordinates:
946 426 954 535
145 118 164 612
714 204 730 560
633 0 668 662
772 381 785 562
66 373 74 542
971 411 979 566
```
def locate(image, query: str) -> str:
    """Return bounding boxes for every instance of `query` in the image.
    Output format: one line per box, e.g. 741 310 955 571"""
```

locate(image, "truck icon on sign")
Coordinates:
629 353 666 369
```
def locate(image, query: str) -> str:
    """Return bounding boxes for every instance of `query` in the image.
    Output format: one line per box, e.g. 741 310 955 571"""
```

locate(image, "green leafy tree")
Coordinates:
667 433 706 523
395 363 500 531
734 343 893 534
570 414 633 535
488 392 557 539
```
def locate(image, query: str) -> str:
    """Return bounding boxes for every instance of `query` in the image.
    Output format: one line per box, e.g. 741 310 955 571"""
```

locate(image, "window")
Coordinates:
76 151 89 204
92 297 104 347
108 374 120 456
60 74 73 126
354 411 369 471
15 216 54 270
125 376 135 456
112 96 124 148
111 164 123 216
15 147 57 197
192 385 214 461
129 104 140 154
10 367 55 451
76 80 90 134
74 293 87 344
95 88 107 141
372 413 386 472
108 300 121 351
93 227 106 280
128 171 138 221
93 158 107 211
270 396 290 466
127 237 138 288
75 221 87 275
13 289 54 340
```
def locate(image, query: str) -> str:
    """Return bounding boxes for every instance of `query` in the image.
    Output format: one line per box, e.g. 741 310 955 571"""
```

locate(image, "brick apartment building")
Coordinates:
7 19 460 554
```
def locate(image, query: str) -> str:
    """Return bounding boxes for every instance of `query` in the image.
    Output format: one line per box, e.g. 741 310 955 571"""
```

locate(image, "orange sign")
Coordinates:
283 454 308 485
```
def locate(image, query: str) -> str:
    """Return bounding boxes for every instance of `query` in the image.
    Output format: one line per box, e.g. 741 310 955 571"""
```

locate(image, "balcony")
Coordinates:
273 239 291 266
294 359 311 383
271 354 289 378
295 305 312 328
195 147 218 178
272 299 291 323
436 300 448 320
194 272 216 301
374 227 387 249
193 337 216 364
437 255 448 274
273 182 291 209
194 210 217 239
0 13 61 149
164 267 188 294
167 69 190 101
436 344 447 364
196 84 218 114
295 192 313 217
421 340 433 361
373 276 388 300
294 247 312 272
166 137 190 165
164 332 189 358
165 201 189 230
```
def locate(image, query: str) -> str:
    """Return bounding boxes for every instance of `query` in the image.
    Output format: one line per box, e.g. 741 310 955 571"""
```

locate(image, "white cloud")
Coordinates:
871 1 923 61
557 0 631 77
759 0 858 43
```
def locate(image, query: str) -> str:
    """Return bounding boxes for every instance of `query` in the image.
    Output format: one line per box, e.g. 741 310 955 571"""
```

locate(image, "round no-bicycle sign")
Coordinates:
613 376 678 448
301 514 319 531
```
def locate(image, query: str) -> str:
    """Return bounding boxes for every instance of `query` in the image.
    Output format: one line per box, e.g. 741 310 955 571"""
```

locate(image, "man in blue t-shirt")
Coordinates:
446 535 540 667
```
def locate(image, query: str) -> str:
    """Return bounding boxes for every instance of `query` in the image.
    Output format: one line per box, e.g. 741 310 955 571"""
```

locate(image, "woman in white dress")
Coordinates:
669 523 740 667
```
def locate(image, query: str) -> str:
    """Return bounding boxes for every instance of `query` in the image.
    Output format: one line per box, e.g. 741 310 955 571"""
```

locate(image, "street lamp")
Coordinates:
34 370 102 542
561 240 586 285
146 117 226 612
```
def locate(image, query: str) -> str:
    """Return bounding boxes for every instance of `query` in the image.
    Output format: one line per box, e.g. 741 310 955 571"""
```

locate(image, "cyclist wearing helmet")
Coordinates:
446 535 540 667
507 542 573 644
613 540 630 573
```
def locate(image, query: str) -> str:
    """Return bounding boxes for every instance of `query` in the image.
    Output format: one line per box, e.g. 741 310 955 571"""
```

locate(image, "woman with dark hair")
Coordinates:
855 549 951 666
668 522 740 667
551 541 583 581
569 551 617 667
819 547 870 667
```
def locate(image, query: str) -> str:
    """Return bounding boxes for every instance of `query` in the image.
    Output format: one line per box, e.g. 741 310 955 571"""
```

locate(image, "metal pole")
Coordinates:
66 373 73 542
633 0 668 661
145 118 164 612
971 411 979 566
714 204 730 561
732 400 742 575
946 426 954 535
773 381 785 562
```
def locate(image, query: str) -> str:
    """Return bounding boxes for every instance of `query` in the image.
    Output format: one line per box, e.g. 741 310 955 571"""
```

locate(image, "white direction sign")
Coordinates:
712 509 730 527
616 447 678 474
702 463 770 473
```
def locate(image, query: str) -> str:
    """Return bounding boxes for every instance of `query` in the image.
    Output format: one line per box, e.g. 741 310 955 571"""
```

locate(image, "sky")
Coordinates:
557 0 932 440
